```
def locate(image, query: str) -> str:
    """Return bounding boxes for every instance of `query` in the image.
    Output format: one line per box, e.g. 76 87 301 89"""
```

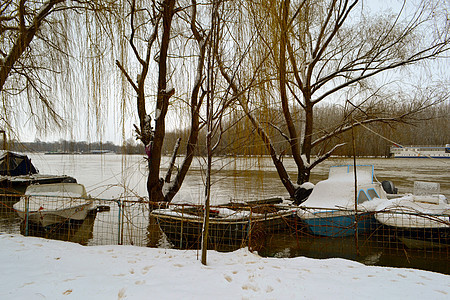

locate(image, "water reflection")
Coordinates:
0 194 22 235
259 229 449 275
19 209 98 245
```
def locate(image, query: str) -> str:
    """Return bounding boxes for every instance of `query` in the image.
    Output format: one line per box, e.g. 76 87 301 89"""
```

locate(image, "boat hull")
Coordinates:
299 210 376 237
151 208 296 250
20 208 97 245
16 202 93 227
395 227 450 249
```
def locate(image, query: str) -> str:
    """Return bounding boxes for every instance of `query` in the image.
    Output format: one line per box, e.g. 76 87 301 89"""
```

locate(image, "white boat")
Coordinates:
13 183 93 227
297 165 388 237
390 144 450 158
374 182 450 248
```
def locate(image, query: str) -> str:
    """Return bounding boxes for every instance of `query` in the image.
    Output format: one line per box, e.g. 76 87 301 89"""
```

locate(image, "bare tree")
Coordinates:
218 0 449 200
200 0 240 264
116 0 213 203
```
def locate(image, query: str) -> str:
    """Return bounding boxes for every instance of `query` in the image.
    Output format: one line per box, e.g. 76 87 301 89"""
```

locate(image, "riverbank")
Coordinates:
0 234 449 299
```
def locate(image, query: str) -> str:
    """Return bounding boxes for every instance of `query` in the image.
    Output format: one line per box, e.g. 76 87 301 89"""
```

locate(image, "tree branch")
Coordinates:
164 137 181 183
115 60 139 93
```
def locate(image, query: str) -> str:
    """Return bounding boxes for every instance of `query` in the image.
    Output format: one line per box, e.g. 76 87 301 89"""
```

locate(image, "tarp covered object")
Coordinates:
0 151 38 176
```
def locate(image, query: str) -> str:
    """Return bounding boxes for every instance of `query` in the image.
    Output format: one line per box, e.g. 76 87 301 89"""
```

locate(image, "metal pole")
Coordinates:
121 201 125 245
25 195 29 236
117 200 122 245
248 207 252 251
351 116 360 256
180 205 184 248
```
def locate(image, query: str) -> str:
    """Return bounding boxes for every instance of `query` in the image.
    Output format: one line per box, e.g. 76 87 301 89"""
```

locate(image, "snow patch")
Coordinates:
300 154 310 168
300 182 315 190
0 234 449 299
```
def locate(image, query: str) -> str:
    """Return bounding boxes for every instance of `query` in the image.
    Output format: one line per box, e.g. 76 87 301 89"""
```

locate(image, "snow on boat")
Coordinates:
151 197 297 250
374 182 450 249
297 165 388 237
13 183 93 227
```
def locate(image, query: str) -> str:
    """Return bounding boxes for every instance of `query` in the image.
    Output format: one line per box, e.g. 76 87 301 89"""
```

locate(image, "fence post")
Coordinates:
117 200 122 245
24 195 29 236
248 206 252 251
121 201 125 245
180 204 184 249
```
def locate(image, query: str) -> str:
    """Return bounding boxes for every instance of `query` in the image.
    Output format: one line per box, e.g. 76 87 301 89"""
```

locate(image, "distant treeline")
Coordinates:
7 103 449 157
163 102 449 158
10 140 144 155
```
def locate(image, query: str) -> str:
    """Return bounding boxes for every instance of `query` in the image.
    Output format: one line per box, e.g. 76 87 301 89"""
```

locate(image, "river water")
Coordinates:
1 154 449 273
25 154 450 202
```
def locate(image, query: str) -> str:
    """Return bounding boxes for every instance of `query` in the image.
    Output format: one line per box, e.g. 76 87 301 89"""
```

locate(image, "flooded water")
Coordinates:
22 154 292 202
1 154 449 273
23 154 449 202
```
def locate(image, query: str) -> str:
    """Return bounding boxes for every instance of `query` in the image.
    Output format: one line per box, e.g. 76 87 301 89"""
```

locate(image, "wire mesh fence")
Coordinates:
0 193 151 246
149 201 299 252
0 192 449 274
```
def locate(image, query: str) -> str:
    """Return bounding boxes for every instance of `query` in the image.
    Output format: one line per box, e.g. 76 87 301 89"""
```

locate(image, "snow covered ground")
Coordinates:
0 234 449 299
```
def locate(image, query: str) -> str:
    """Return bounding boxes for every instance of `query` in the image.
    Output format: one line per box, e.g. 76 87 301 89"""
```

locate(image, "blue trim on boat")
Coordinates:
330 164 375 183
304 213 377 237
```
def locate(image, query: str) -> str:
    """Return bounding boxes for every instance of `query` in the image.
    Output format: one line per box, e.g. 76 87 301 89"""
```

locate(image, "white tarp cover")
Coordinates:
301 165 376 209
375 195 450 229
13 183 88 212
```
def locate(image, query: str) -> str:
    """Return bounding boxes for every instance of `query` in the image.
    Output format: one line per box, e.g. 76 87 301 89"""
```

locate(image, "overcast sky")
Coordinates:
10 0 449 145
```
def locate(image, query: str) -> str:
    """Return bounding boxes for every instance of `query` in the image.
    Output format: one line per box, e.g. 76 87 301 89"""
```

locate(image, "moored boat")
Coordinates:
0 151 76 195
297 165 388 237
374 184 449 249
151 197 297 250
13 183 93 227
390 144 450 158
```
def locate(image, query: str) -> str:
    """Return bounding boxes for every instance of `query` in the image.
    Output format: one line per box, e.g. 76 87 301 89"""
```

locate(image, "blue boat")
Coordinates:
297 165 388 237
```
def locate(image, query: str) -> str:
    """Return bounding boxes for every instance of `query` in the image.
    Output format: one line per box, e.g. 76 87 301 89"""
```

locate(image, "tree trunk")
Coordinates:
299 102 313 183
147 0 176 202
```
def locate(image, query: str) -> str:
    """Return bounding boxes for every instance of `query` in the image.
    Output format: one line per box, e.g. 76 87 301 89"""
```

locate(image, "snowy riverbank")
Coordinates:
0 234 448 299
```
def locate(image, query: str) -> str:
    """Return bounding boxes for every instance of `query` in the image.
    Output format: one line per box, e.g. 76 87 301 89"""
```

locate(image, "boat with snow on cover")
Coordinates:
14 183 93 228
374 181 450 249
297 165 388 237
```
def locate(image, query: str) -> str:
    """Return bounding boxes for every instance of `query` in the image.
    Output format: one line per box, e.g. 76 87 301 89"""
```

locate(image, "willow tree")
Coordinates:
218 0 449 200
116 0 215 203
0 0 117 139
